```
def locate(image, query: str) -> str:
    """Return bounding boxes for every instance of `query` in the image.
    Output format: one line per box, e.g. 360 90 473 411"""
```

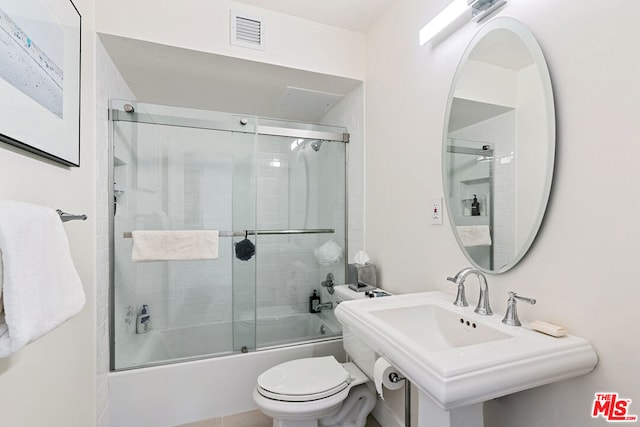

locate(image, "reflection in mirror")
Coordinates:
443 17 555 273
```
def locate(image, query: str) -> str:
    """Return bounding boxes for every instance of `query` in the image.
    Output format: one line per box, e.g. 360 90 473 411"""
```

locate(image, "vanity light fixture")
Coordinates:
419 0 507 45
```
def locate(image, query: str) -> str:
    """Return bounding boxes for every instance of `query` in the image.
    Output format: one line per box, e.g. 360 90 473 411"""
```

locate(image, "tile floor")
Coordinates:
176 409 382 427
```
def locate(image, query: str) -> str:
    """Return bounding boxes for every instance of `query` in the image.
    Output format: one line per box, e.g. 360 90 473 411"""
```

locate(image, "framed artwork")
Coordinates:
0 0 81 167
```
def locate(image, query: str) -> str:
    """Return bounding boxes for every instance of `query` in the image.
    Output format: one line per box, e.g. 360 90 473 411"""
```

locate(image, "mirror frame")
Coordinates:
442 17 556 274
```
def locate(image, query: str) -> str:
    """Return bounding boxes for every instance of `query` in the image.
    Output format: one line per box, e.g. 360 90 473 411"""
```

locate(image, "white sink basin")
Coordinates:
370 304 510 351
335 291 598 410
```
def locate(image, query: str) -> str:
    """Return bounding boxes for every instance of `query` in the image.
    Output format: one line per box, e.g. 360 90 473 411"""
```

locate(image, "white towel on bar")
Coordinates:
0 201 86 357
131 230 219 262
456 225 492 247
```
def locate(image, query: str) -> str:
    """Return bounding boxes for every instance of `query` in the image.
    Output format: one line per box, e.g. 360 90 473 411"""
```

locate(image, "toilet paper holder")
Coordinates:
388 372 411 427
388 372 406 384
374 357 410 426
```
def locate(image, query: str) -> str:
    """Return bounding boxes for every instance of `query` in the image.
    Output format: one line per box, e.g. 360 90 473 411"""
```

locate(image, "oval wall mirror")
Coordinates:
442 17 555 273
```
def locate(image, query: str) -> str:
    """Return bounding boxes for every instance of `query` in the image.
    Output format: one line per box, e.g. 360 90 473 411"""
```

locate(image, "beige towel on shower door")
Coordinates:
131 230 219 262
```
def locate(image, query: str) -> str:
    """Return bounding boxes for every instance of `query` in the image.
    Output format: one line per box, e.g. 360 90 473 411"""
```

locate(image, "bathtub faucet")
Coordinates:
313 301 333 313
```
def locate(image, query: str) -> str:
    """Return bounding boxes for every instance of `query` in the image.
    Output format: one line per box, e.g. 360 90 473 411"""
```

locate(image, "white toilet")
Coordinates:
253 355 376 427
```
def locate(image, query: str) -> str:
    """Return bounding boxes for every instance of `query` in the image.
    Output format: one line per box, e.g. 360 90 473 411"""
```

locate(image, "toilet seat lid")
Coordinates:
257 356 350 401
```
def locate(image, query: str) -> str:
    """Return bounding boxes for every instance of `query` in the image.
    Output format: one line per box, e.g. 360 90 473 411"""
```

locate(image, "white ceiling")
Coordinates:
231 0 396 32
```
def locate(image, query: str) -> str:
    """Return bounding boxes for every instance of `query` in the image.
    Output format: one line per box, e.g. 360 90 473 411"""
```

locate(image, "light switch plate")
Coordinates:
431 198 443 225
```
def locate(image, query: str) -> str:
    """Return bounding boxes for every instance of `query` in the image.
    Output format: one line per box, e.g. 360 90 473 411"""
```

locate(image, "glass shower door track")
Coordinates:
111 108 350 144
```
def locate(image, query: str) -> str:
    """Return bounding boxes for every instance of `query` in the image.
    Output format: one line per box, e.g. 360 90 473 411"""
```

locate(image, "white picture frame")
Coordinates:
0 0 81 166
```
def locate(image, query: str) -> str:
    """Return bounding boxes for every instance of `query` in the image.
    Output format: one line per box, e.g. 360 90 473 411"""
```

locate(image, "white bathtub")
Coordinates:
117 312 341 369
109 314 344 426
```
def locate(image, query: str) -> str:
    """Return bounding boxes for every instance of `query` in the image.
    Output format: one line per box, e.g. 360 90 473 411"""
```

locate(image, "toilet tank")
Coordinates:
334 285 391 303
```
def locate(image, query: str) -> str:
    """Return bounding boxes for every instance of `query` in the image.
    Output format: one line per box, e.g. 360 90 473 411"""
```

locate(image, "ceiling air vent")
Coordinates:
230 11 265 51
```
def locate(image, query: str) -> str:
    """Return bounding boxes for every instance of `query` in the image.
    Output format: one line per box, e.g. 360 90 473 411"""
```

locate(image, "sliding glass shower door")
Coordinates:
253 120 346 349
110 101 346 370
111 103 257 369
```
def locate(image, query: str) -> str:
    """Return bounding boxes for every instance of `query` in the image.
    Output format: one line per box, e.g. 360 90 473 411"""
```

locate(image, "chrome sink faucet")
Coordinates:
447 267 493 315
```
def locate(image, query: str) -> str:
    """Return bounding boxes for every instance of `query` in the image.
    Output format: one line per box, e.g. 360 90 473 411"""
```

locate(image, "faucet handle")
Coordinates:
501 291 536 326
321 273 335 295
512 292 536 305
446 273 468 307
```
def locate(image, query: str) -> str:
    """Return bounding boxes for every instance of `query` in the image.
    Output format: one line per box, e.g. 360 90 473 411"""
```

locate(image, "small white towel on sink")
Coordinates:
0 201 86 357
456 225 492 247
131 230 219 262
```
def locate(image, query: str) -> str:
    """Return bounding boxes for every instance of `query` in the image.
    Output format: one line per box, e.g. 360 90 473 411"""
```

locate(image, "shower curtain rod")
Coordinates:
122 228 335 239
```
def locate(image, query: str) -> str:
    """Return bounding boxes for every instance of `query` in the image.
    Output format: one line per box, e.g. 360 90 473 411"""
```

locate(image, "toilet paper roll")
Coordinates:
373 357 403 400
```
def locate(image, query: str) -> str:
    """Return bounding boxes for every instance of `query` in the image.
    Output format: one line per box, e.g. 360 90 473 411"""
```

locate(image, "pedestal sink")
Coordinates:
335 291 598 427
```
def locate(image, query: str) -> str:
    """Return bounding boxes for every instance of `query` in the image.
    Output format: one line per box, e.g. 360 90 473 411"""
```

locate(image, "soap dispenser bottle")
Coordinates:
471 194 480 216
136 305 151 334
309 290 321 313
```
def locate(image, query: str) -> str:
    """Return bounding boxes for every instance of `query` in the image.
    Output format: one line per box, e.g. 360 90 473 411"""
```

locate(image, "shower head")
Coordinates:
290 139 325 152
310 140 323 152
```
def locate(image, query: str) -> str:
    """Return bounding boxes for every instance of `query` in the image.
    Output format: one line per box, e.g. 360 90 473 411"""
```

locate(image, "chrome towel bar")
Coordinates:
122 228 334 238
57 209 87 222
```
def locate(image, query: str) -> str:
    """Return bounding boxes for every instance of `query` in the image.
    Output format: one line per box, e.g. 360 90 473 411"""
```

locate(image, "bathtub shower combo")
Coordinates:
109 100 348 371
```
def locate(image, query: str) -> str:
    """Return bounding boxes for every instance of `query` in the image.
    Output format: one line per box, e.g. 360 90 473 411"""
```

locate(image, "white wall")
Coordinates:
322 84 366 261
365 0 640 426
0 0 97 425
96 38 136 425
